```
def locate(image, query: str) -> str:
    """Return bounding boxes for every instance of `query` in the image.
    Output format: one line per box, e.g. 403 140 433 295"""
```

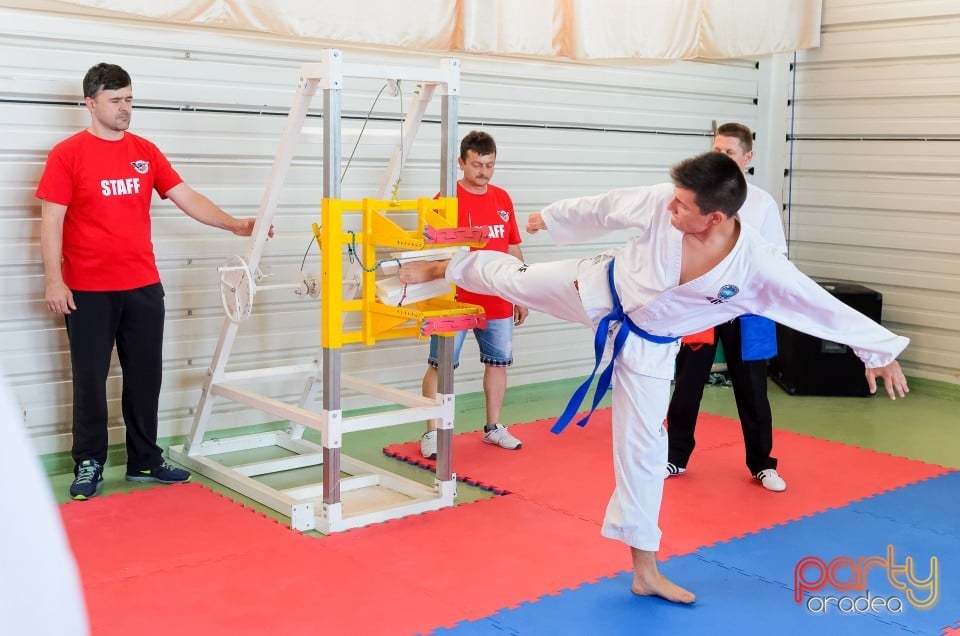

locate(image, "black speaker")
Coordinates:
768 281 883 397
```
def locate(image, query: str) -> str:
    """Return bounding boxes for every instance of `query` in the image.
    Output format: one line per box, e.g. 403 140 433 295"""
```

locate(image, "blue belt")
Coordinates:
551 258 678 434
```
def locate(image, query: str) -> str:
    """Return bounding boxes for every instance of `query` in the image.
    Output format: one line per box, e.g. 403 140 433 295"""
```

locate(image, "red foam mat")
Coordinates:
63 482 302 586
319 495 625 628
384 411 950 553
62 412 948 635
62 484 623 636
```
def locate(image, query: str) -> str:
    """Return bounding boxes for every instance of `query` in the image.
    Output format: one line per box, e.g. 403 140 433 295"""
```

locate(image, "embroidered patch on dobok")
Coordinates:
706 284 739 304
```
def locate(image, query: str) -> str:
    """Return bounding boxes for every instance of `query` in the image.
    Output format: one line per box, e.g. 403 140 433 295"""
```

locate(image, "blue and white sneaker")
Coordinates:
70 459 104 500
126 461 191 484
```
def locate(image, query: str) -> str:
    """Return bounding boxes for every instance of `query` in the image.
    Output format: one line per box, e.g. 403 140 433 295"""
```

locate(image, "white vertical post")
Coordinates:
755 52 792 210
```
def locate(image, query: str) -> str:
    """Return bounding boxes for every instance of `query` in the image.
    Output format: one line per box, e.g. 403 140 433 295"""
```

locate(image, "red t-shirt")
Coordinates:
453 182 522 320
36 130 183 291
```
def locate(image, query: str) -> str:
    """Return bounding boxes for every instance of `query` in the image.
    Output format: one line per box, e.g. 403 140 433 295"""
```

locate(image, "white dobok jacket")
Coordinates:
540 183 908 373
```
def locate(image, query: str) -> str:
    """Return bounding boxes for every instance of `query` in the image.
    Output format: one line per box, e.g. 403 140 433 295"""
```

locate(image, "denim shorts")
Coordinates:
428 316 513 368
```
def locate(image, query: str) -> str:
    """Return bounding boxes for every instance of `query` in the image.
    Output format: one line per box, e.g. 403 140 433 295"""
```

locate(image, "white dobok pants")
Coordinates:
447 250 671 551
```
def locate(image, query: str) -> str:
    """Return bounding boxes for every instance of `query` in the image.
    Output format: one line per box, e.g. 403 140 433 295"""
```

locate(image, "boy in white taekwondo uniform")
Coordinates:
399 152 909 604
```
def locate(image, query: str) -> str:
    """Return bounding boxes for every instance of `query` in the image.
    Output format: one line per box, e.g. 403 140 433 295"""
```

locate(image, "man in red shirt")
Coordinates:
419 131 528 458
37 63 267 500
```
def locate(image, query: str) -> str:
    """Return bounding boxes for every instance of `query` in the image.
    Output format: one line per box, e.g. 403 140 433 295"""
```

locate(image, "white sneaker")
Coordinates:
755 468 787 492
420 430 437 459
482 424 522 450
664 462 686 479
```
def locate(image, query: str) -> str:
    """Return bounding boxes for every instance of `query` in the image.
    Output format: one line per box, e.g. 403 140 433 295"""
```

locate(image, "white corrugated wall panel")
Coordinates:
0 6 768 453
789 0 960 384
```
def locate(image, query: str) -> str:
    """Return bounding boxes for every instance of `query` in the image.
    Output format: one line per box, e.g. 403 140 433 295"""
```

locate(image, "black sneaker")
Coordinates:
126 461 191 484
70 459 104 500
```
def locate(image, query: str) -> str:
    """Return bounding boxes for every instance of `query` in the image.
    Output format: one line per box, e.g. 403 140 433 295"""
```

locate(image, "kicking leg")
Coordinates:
402 250 591 325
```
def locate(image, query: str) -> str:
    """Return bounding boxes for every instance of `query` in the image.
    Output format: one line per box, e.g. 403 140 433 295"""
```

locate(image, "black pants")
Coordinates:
666 317 777 476
65 283 165 472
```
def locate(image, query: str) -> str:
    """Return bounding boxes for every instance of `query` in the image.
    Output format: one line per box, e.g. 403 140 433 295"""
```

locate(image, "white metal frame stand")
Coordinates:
170 50 464 532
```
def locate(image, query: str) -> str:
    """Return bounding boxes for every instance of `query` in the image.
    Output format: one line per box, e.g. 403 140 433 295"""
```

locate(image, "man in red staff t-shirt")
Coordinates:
418 131 528 459
37 63 269 500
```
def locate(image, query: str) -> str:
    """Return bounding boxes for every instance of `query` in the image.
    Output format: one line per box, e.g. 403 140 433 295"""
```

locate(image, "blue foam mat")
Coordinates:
436 472 960 636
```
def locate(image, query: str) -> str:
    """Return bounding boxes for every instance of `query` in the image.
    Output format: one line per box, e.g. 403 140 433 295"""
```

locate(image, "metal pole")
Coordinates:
436 64 459 482
322 50 344 505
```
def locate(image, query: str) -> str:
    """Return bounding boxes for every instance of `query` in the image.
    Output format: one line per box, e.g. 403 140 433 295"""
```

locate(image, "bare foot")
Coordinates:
630 547 695 604
398 260 447 284
632 569 696 604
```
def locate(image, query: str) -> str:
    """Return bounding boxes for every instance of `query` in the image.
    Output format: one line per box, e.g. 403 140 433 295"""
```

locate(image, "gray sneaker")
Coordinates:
482 423 522 450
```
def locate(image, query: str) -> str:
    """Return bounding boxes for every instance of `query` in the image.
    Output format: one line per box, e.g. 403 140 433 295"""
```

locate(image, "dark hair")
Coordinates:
460 130 496 160
669 152 747 217
715 122 753 152
83 63 131 99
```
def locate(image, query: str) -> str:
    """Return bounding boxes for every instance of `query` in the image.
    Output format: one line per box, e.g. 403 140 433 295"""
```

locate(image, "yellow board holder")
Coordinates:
318 197 487 349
